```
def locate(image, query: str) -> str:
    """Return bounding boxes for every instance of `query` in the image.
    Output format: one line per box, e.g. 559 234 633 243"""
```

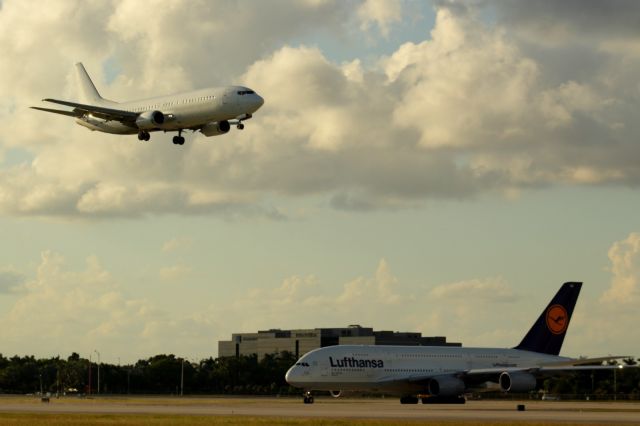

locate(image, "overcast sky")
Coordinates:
1 0 639 363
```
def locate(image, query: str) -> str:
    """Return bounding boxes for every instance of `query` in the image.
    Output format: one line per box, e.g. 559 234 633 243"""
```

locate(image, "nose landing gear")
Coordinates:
232 113 251 130
303 391 314 404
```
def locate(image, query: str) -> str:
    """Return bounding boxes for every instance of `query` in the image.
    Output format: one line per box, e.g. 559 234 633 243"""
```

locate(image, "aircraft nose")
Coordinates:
285 366 298 386
254 94 264 109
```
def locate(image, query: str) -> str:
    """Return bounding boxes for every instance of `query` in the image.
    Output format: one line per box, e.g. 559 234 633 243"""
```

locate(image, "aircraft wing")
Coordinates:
381 360 637 392
37 98 139 123
463 360 635 382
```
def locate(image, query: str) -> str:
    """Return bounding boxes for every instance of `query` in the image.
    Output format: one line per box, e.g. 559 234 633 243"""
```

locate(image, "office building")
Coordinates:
218 325 461 359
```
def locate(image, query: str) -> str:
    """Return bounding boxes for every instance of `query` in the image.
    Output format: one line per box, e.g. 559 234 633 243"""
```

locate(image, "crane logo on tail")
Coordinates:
546 304 568 335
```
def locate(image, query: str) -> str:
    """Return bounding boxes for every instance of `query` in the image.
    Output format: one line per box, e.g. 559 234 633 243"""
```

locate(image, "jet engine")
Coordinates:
135 110 165 129
329 390 342 398
200 120 231 137
427 376 465 397
499 372 536 393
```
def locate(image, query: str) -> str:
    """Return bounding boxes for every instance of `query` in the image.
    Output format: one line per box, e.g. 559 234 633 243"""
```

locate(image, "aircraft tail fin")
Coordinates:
75 63 113 105
514 282 582 356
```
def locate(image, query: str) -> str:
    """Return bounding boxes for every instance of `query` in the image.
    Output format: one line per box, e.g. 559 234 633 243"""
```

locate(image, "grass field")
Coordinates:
0 396 638 425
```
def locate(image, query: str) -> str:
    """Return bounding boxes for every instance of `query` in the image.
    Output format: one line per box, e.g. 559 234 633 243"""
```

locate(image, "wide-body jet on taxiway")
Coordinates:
286 282 634 404
32 63 264 145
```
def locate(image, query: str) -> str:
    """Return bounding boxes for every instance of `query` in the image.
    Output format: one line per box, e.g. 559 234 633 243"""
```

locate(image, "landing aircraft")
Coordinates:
31 63 264 145
286 282 632 404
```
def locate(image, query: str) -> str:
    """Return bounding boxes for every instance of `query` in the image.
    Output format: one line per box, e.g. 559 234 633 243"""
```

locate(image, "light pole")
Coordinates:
180 358 185 397
88 353 92 395
94 350 101 395
614 365 618 401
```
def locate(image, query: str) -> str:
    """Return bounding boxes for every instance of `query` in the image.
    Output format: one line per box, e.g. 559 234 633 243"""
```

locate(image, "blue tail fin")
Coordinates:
514 282 582 356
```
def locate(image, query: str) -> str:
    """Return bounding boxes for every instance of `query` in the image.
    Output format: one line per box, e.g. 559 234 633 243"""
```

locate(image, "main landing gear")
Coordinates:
303 391 314 404
400 396 419 404
172 129 185 145
137 131 150 141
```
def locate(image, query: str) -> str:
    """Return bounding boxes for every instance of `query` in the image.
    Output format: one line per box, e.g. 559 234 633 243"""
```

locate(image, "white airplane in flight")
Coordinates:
286 282 632 404
31 63 264 145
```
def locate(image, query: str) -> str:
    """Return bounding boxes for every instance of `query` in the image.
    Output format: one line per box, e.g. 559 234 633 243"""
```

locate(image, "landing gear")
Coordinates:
172 129 185 145
421 396 466 404
302 391 314 404
400 396 419 404
232 113 251 130
137 131 150 141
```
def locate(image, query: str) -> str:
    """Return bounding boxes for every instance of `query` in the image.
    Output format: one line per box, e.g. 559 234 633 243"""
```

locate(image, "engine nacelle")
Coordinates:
135 110 165 129
427 376 465 397
499 372 536 393
329 390 342 398
200 120 231 137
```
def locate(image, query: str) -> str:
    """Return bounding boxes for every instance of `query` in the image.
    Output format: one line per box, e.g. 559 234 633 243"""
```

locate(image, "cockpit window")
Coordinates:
295 362 310 367
237 90 255 95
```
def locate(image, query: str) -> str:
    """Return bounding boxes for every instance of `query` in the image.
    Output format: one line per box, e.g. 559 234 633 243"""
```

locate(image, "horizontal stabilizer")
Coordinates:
42 98 138 122
30 106 82 117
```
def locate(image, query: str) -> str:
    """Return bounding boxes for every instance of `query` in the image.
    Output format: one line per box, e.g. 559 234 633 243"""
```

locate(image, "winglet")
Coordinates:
514 282 582 356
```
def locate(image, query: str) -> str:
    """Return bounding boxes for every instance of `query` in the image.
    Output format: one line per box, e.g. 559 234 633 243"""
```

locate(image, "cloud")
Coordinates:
429 277 515 302
159 264 192 282
1 1 640 218
491 0 640 48
357 0 402 37
0 251 220 360
565 232 640 356
214 259 406 332
210 260 528 349
4 248 636 359
602 232 640 303
162 237 193 253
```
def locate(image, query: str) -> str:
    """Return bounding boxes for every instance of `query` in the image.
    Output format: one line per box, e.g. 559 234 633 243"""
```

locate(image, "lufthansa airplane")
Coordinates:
31 63 264 145
286 282 632 404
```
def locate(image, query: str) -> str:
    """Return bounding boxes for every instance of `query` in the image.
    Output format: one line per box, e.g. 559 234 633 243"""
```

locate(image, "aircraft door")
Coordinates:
317 360 329 378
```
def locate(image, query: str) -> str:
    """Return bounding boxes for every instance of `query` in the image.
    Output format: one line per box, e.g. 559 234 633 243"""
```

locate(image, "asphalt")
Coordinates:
0 396 639 424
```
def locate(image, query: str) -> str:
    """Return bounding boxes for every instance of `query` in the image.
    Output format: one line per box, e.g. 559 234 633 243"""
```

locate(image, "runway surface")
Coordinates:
1 396 639 424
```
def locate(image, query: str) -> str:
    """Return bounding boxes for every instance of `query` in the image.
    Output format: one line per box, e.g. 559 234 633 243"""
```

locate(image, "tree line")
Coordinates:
0 352 298 395
0 352 638 398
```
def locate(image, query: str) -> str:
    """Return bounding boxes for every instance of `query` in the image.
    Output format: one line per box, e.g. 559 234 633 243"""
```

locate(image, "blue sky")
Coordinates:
0 0 639 362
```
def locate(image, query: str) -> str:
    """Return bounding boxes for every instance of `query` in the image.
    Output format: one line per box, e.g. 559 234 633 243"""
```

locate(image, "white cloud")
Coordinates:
357 0 402 37
602 232 640 303
385 7 539 148
564 232 640 356
337 258 402 305
429 277 515 302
